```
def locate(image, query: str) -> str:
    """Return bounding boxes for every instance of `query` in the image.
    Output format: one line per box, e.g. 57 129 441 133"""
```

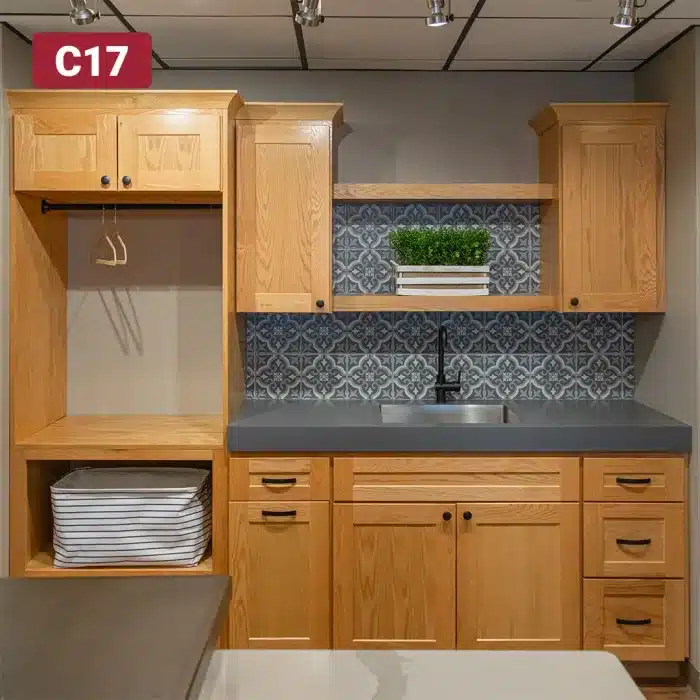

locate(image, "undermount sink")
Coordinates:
379 403 518 425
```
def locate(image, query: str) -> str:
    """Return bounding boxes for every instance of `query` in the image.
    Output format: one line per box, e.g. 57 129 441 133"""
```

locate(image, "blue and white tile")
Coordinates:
576 354 623 399
530 313 576 354
530 354 578 400
346 204 393 248
446 354 485 399
577 313 625 354
346 354 394 400
299 354 347 399
300 313 346 354
482 354 531 400
344 312 394 354
393 312 440 354
255 314 303 354
393 203 440 228
442 312 485 353
392 354 437 401
483 312 531 354
346 249 394 294
255 354 302 399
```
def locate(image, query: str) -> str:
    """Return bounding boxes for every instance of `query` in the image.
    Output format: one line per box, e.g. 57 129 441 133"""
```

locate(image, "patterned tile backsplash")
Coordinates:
333 202 540 295
246 312 635 401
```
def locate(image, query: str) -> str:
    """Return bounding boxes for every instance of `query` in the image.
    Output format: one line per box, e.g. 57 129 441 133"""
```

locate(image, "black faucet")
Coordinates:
434 323 462 404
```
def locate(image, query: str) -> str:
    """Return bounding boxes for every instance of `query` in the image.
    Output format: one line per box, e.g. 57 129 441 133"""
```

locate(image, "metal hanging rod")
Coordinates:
41 200 223 215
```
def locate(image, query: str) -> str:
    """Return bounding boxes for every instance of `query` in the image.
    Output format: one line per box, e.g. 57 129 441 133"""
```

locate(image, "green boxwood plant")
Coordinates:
389 227 490 267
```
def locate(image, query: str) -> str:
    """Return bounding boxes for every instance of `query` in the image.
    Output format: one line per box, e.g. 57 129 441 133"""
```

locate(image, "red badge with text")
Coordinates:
33 32 152 89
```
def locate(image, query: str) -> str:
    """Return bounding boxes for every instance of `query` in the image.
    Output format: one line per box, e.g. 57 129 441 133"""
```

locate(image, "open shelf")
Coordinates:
332 295 557 312
332 183 555 201
25 551 213 578
18 415 223 457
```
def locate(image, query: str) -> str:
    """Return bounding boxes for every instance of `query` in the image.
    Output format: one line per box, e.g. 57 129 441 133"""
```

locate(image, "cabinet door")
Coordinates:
229 501 330 648
117 112 221 191
236 121 332 313
457 503 580 650
333 503 456 649
14 111 117 191
561 122 662 312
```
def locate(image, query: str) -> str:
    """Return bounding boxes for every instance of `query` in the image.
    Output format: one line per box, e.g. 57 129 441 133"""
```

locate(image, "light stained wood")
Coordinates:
536 121 561 299
457 502 580 650
561 120 663 312
333 456 580 502
236 121 332 313
583 578 686 661
333 503 456 649
229 501 330 649
17 415 223 452
25 551 213 577
332 294 557 312
583 503 685 579
642 687 699 699
230 457 331 501
14 111 117 191
583 457 686 503
38 191 222 205
7 90 242 111
237 102 343 127
332 183 555 201
118 111 222 192
11 194 67 444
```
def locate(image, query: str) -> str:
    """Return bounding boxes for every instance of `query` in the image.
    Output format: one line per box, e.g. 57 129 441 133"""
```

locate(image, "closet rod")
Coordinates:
40 200 223 214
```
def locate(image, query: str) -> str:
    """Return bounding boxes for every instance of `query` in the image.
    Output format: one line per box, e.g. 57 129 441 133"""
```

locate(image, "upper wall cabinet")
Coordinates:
531 104 667 313
10 91 242 194
236 103 343 313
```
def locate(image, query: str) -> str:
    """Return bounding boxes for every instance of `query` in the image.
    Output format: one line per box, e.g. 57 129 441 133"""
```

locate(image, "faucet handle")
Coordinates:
457 370 462 385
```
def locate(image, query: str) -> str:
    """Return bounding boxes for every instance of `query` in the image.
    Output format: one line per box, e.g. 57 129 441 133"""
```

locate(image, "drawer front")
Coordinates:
230 457 330 501
583 503 685 578
583 457 685 502
583 579 686 661
334 456 580 502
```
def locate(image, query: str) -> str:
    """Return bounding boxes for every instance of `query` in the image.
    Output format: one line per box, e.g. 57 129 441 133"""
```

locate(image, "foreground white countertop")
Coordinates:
195 650 644 700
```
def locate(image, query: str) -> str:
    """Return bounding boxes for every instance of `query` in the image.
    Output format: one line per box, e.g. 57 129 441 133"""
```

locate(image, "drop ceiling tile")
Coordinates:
164 58 302 68
304 17 462 60
133 16 299 60
480 0 669 18
116 0 290 16
604 17 692 60
0 14 125 37
588 59 641 70
308 58 446 69
0 0 110 12
457 18 624 61
450 59 590 70
659 0 700 18
321 0 477 17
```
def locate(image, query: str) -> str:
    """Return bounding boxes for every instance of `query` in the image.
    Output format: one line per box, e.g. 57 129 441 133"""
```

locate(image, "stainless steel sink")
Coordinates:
380 403 517 425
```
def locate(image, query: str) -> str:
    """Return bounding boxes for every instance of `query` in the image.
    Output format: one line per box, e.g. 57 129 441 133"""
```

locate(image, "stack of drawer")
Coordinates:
582 456 687 661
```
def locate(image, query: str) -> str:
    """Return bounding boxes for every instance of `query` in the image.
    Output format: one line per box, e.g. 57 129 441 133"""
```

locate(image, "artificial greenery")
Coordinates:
389 227 490 267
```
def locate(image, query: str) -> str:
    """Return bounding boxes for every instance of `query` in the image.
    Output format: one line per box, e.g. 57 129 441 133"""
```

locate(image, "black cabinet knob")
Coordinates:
442 511 452 522
315 299 325 309
122 175 132 187
100 175 110 186
463 511 473 521
570 297 580 307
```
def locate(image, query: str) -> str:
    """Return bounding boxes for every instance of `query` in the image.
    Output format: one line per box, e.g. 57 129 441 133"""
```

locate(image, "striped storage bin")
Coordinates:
50 467 211 568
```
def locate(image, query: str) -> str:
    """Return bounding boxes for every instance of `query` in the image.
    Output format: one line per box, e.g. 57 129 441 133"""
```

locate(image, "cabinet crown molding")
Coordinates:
236 102 344 128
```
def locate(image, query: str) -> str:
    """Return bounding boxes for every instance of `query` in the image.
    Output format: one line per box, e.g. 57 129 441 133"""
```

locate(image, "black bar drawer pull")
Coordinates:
261 477 297 485
616 618 652 626
616 477 652 485
261 509 297 517
616 537 652 546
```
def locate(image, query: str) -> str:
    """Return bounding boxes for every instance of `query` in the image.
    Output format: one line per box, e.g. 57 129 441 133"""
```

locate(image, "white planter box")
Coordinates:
393 262 490 296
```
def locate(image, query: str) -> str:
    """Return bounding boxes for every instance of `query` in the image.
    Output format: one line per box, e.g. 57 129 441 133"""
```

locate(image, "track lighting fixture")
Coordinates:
426 0 454 27
610 0 646 29
69 0 100 25
295 0 324 27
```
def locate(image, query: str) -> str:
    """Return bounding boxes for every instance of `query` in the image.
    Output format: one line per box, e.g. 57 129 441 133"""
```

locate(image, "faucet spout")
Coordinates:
434 322 461 404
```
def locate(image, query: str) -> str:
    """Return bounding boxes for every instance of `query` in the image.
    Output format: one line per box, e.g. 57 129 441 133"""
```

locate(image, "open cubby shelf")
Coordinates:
332 295 557 312
332 183 556 201
25 551 213 578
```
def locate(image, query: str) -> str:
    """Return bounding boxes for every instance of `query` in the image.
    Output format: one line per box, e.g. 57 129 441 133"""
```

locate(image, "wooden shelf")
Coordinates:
332 183 555 201
17 415 223 459
332 295 557 312
25 551 213 578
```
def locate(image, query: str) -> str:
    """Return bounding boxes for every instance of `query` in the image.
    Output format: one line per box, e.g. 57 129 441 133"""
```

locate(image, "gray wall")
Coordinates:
634 28 699 667
1 27 32 576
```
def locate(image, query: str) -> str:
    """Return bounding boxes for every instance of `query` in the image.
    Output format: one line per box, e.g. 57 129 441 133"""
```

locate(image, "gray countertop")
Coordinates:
228 399 691 453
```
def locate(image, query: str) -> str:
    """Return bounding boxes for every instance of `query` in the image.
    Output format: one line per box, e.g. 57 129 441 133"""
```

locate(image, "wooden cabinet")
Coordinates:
228 501 330 648
14 109 222 193
14 110 117 191
235 104 342 313
333 503 456 649
457 502 580 650
230 457 331 501
531 104 666 312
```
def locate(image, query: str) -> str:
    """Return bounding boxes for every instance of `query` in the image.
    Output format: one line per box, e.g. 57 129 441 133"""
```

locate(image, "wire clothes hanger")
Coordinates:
95 206 127 266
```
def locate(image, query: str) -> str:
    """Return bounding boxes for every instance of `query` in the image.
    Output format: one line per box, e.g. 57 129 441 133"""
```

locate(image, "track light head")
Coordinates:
295 0 324 27
425 0 454 27
69 0 100 25
611 0 639 29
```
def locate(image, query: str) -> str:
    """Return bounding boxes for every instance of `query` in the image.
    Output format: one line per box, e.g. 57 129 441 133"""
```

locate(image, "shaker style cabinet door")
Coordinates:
228 501 330 649
236 121 332 313
561 121 663 312
14 111 117 191
333 503 456 649
457 503 581 650
117 111 221 191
